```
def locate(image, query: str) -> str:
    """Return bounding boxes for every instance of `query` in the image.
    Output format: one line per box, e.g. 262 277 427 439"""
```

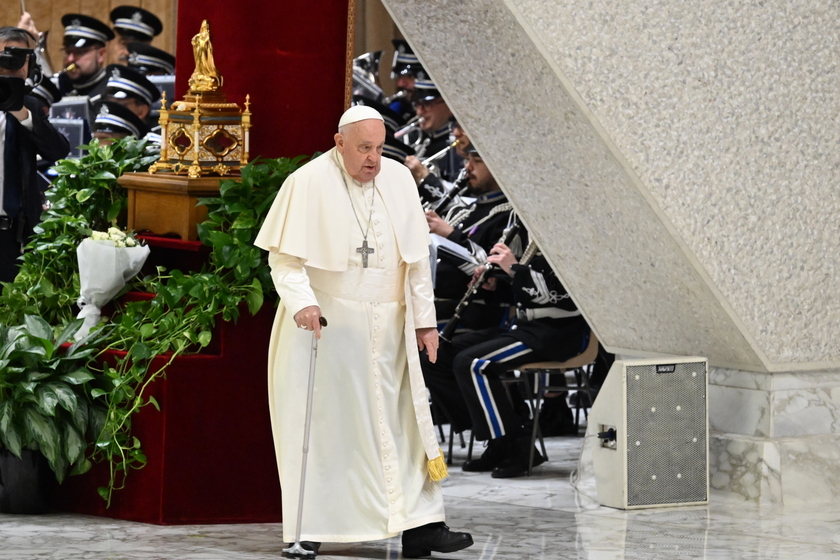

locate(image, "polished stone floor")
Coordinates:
1 433 839 559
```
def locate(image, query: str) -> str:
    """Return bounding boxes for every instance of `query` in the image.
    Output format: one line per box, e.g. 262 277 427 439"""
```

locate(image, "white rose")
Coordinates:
125 238 136 247
107 227 127 240
115 241 126 248
90 231 108 240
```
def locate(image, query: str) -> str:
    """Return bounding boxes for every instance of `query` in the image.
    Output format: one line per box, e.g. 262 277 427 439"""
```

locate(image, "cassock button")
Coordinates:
374 326 379 331
387 478 392 482
389 489 394 494
391 500 396 505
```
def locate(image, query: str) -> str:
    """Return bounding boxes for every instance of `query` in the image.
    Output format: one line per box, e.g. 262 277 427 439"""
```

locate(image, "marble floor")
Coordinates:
1 433 839 559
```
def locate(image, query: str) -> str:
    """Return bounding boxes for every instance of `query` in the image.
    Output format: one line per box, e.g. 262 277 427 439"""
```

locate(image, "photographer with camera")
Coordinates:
0 27 70 282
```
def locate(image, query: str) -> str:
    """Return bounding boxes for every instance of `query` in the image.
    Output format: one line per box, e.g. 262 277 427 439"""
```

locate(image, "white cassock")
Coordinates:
254 148 446 543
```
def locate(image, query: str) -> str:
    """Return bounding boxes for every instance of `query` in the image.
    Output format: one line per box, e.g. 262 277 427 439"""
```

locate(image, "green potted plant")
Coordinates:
0 316 105 513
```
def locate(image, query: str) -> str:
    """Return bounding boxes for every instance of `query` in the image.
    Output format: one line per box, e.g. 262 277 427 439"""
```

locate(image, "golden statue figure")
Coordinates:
188 20 222 92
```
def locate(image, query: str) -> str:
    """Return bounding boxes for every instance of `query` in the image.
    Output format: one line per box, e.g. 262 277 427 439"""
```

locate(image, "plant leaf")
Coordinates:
50 382 78 414
24 314 53 343
55 319 84 348
23 408 59 463
36 385 60 416
64 424 85 464
60 368 95 385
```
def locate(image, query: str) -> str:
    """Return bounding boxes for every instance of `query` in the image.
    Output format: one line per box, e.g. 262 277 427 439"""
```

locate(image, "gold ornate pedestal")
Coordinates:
148 20 252 179
119 173 224 241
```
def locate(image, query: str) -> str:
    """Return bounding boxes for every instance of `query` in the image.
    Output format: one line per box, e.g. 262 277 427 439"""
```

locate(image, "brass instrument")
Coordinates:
383 89 408 105
439 218 522 342
59 62 78 74
394 116 422 140
422 139 458 168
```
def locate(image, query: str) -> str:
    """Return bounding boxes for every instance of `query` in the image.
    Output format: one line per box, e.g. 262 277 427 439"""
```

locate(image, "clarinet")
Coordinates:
431 169 470 214
439 220 522 343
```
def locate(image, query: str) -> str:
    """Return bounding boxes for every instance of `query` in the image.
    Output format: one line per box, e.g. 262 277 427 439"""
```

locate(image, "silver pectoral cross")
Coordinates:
356 239 375 268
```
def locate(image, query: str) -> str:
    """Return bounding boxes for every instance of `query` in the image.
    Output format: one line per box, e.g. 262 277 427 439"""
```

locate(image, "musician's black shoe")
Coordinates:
462 436 509 472
491 437 546 479
402 522 474 558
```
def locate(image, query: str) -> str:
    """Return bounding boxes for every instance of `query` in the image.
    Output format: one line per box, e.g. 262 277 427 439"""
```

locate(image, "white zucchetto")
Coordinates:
338 105 384 128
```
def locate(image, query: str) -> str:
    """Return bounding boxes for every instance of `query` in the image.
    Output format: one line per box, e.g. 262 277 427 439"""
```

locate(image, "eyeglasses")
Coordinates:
412 98 444 110
61 46 99 58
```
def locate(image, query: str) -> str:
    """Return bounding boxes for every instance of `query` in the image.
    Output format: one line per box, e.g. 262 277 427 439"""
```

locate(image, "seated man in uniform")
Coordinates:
54 15 114 99
403 79 464 202
109 6 163 65
454 240 590 478
92 100 147 143
101 64 160 129
126 42 175 76
421 144 524 436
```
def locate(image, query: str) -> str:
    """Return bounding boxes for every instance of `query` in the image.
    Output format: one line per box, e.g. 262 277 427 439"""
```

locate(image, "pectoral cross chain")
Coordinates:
356 239 375 268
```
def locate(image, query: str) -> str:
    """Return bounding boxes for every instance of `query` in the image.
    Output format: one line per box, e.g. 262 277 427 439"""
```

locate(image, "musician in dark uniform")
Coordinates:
388 39 424 122
54 15 114 100
420 144 524 435
453 243 590 478
109 6 163 65
101 64 160 130
403 79 463 200
126 42 175 76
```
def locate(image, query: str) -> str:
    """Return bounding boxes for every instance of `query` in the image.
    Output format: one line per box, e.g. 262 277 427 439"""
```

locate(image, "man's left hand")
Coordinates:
416 327 439 363
9 107 30 123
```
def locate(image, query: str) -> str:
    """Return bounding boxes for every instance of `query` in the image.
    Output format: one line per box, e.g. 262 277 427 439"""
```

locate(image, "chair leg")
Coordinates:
467 431 475 461
524 372 548 476
447 424 455 465
459 431 466 449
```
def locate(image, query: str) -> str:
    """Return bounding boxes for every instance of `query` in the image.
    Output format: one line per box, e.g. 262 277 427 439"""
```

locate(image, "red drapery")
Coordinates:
175 1 351 159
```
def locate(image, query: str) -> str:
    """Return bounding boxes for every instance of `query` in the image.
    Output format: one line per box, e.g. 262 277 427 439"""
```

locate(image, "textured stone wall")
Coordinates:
382 0 840 372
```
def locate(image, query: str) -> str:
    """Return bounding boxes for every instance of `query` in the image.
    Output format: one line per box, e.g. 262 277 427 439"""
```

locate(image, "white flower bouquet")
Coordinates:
75 228 150 340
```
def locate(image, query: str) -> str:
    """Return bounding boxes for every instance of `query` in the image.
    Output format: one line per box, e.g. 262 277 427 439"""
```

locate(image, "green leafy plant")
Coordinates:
0 316 107 483
0 137 158 328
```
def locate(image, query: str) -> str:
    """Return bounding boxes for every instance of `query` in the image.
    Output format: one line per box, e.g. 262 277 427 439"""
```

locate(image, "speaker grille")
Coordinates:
625 361 707 506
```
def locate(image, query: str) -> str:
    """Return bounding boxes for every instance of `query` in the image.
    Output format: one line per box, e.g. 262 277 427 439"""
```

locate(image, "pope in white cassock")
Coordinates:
254 106 474 558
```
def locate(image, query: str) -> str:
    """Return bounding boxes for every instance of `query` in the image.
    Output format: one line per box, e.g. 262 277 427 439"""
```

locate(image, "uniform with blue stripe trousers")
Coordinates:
454 252 590 477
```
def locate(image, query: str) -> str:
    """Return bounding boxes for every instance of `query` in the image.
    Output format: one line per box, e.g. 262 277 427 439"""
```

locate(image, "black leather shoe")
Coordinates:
402 522 474 558
462 437 509 472
491 438 546 479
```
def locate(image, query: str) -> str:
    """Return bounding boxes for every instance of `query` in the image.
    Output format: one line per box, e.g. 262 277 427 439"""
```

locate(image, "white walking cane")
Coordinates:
283 316 327 559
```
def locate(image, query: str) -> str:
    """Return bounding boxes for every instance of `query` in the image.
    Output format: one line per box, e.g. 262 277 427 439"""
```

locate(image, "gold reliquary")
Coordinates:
149 20 251 178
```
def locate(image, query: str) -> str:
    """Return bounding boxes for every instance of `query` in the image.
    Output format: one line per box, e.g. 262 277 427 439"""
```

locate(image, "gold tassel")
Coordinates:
427 448 448 481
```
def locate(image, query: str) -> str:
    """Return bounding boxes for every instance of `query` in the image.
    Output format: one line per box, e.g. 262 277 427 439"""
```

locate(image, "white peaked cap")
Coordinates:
338 105 384 128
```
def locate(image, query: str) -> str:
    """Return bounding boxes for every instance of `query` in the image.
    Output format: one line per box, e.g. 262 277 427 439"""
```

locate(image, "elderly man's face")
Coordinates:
335 119 386 183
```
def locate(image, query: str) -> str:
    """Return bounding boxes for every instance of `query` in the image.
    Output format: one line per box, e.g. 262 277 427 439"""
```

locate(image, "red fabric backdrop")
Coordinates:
175 1 350 159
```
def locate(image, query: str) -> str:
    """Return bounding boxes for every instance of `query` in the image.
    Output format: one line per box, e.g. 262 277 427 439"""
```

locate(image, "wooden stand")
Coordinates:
119 173 227 241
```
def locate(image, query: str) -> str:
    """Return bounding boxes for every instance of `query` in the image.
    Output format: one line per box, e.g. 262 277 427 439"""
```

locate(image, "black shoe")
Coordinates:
462 437 509 472
539 397 579 437
402 522 474 558
491 438 546 479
